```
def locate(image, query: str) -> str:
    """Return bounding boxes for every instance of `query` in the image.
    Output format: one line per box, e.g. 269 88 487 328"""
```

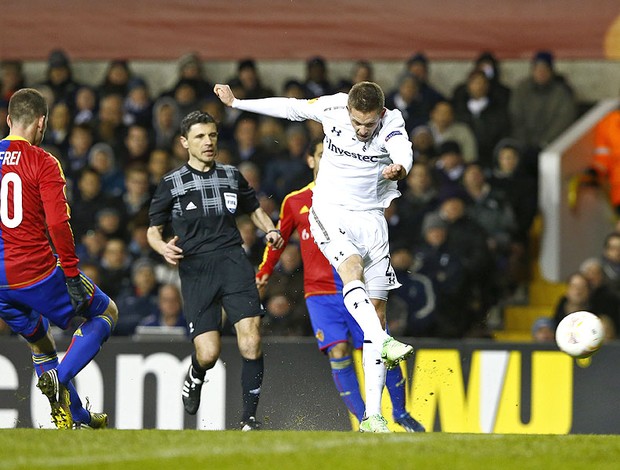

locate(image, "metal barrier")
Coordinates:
539 98 619 282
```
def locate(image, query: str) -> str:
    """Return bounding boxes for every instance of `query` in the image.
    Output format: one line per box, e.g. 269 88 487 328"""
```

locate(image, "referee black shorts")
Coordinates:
179 247 263 339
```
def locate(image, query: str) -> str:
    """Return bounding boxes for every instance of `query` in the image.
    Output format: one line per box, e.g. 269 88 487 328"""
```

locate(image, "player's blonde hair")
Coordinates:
347 81 384 113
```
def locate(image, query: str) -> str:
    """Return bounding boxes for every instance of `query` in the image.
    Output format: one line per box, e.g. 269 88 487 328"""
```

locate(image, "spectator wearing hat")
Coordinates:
304 56 333 97
88 142 125 198
41 48 82 105
531 317 555 343
432 140 467 201
404 52 445 111
509 50 578 176
151 96 181 151
385 247 425 336
407 211 468 337
453 51 511 110
427 100 478 163
123 77 153 127
161 52 214 102
98 59 132 99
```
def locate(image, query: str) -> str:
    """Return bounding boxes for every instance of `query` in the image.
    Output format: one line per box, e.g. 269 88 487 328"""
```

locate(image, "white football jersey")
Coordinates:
233 93 413 211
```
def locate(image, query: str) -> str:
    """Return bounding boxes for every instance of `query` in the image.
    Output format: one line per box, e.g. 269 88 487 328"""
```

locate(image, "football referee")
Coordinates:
147 110 283 430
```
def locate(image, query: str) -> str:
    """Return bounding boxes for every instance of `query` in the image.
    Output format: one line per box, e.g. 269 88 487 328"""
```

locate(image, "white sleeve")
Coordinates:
382 111 413 173
386 136 414 173
232 96 326 122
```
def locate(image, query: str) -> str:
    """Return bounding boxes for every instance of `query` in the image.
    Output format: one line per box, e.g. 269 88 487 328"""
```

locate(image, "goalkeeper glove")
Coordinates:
66 275 89 315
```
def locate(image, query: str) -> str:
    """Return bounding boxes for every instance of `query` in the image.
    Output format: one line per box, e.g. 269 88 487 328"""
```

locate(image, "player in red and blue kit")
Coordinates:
256 140 424 432
0 88 118 429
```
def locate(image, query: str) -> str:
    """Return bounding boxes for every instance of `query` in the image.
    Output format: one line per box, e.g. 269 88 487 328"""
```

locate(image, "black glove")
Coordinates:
66 275 89 315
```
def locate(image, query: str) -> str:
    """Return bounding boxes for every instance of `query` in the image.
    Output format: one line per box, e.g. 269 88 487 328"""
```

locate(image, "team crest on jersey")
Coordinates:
224 192 237 213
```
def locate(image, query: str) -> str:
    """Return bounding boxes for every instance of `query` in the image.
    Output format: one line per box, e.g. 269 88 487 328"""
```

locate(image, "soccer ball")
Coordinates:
555 310 604 358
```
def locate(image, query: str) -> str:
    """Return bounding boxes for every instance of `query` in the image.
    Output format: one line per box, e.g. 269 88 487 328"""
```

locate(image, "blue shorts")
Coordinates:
0 265 110 341
305 294 363 353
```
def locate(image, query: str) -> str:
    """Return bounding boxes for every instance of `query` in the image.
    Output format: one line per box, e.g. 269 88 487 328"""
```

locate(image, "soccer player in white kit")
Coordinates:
215 81 415 433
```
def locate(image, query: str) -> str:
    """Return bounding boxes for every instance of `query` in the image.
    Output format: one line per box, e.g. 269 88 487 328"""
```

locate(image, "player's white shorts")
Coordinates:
309 204 400 300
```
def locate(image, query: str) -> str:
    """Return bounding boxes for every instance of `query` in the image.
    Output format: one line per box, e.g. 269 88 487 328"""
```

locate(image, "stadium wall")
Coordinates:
4 1 620 104
0 337 618 434
2 0 620 61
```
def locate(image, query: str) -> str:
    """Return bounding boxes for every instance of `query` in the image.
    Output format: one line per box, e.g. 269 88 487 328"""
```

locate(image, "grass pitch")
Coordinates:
1 429 619 470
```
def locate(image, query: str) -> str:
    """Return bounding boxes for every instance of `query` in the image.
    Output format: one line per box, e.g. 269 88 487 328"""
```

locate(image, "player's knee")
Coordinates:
238 334 261 358
337 256 364 284
328 342 352 359
195 344 220 368
106 299 119 325
237 330 262 359
29 330 56 355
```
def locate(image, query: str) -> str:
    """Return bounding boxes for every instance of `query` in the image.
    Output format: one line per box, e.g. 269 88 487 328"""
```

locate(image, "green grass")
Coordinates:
1 430 619 470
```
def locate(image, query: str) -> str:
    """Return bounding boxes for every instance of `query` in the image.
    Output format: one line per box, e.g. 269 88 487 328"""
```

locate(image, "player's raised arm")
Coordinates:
213 84 236 107
214 83 322 122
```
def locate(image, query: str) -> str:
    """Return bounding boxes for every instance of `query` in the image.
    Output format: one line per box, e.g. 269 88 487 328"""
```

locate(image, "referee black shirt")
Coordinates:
149 163 260 256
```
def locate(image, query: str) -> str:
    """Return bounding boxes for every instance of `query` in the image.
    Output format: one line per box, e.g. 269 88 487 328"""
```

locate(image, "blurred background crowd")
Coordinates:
0 47 618 342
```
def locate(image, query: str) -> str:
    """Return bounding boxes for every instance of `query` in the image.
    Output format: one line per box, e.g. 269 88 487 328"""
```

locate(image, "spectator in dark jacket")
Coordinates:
452 70 510 169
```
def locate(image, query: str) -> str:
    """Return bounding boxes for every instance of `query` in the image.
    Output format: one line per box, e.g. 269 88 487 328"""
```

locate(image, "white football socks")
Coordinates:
362 340 386 417
342 280 390 345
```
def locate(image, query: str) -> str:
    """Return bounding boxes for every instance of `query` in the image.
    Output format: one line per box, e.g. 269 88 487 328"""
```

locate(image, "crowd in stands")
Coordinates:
538 229 620 344
0 46 604 340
